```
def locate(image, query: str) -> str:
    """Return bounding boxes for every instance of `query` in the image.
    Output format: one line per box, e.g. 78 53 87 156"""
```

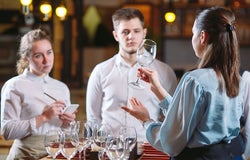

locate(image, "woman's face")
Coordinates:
26 39 54 77
192 20 204 59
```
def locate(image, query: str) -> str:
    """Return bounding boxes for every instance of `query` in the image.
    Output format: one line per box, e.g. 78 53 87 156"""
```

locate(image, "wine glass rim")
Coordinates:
143 39 156 45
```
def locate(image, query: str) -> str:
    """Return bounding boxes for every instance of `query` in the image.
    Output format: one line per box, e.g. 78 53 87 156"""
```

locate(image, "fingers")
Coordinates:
121 106 131 113
56 104 65 114
138 68 151 83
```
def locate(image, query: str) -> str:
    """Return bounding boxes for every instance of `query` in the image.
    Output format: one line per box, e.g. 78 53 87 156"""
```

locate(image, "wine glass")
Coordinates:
106 137 126 160
119 126 137 160
129 39 157 89
74 121 92 160
44 129 63 160
61 130 79 160
94 123 112 160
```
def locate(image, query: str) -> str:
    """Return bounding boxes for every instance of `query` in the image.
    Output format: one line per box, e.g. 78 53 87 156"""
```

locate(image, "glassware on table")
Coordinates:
94 123 112 160
119 126 137 160
86 119 99 144
74 121 92 160
61 130 79 160
129 39 157 89
106 137 126 160
44 129 63 160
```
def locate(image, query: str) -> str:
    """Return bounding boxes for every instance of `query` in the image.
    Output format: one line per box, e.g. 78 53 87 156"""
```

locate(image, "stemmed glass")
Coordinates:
74 121 92 160
44 129 63 160
61 130 79 160
119 126 137 160
129 39 157 89
94 123 112 160
106 137 126 160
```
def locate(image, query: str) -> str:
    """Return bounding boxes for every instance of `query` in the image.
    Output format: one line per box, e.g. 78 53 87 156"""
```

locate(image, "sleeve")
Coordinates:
86 65 103 125
1 82 32 140
146 75 206 156
159 64 178 96
241 72 250 159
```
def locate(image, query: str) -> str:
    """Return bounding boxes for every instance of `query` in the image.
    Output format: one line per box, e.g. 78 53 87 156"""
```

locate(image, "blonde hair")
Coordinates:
16 28 51 74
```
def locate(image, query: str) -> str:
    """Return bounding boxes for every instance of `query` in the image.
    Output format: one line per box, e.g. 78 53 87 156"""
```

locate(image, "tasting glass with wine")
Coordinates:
44 129 63 160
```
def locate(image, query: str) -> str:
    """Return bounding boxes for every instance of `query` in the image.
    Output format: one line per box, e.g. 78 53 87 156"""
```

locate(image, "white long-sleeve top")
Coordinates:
86 54 177 142
242 70 250 159
1 69 71 140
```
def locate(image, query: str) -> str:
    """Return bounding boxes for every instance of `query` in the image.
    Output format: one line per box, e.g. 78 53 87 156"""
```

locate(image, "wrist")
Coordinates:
142 119 154 129
36 114 48 128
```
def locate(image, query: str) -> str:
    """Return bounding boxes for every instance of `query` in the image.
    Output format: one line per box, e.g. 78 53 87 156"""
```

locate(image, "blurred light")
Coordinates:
20 0 32 6
233 0 241 8
56 5 67 20
165 11 176 23
40 3 52 14
40 3 52 21
20 0 32 15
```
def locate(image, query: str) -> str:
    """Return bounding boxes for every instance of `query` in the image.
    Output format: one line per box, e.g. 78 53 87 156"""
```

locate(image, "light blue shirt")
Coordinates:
146 68 250 158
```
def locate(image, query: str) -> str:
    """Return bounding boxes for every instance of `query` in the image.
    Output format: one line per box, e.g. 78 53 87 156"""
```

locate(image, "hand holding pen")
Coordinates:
44 92 65 113
35 93 66 127
43 92 76 125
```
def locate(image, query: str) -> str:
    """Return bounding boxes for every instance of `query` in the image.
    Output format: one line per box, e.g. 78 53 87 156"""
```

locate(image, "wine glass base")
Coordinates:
128 82 145 90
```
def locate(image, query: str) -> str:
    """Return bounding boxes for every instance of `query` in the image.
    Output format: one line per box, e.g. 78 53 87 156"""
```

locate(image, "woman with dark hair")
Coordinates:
1 28 76 159
122 7 250 160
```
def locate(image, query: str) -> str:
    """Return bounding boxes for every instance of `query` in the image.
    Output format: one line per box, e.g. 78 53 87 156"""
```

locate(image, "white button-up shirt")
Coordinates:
1 69 71 140
86 54 177 142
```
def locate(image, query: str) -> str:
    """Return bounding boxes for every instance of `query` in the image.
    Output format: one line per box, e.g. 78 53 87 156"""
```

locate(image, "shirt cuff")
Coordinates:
29 117 37 133
159 93 172 110
143 119 155 129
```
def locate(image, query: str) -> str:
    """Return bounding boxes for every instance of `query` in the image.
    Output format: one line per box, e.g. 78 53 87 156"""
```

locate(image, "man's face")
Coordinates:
113 17 147 55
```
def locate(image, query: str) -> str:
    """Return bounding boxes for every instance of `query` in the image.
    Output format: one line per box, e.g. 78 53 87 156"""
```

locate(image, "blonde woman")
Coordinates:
1 28 76 159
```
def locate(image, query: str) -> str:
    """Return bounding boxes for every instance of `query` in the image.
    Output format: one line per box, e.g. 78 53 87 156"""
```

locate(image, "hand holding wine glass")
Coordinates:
129 39 157 89
44 129 63 160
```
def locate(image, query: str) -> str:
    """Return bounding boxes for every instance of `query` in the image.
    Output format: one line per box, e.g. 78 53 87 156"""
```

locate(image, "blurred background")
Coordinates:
1 0 250 158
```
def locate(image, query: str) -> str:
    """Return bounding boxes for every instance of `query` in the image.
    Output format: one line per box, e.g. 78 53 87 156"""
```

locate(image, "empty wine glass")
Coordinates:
119 126 137 160
94 123 112 160
44 129 63 160
106 137 126 160
74 121 92 160
61 130 79 160
129 39 157 89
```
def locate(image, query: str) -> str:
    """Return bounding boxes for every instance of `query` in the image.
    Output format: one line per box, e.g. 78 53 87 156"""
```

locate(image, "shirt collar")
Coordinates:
115 53 139 68
23 68 50 83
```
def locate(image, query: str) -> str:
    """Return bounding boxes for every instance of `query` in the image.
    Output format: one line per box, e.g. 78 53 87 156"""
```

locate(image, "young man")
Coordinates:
86 8 177 152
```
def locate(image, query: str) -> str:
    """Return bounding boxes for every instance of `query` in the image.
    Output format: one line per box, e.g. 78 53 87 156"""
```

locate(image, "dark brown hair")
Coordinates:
196 7 240 97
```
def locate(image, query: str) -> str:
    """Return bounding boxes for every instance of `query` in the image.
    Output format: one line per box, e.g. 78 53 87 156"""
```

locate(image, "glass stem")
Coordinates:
79 150 82 159
135 78 140 84
98 150 105 160
83 149 86 160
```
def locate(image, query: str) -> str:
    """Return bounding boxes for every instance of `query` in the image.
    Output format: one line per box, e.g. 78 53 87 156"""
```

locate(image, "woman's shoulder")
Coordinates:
2 74 23 86
185 68 214 78
183 69 217 87
48 77 69 88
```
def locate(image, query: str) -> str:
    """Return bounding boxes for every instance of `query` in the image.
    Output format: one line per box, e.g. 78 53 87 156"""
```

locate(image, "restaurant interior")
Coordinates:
0 0 250 159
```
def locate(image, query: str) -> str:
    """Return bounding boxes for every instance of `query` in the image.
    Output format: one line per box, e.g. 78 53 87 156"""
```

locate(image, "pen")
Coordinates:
44 92 57 101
